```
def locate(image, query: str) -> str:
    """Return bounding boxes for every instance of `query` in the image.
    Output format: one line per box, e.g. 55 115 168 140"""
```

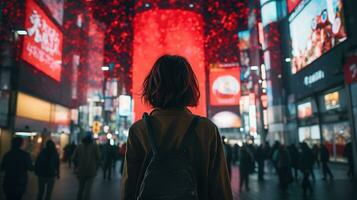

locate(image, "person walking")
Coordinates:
276 146 292 192
72 134 101 200
344 141 354 178
1 137 33 200
102 140 116 180
299 142 314 197
288 144 300 180
120 55 232 200
222 136 233 179
239 145 253 191
64 142 76 168
255 144 265 181
35 140 60 200
320 144 334 180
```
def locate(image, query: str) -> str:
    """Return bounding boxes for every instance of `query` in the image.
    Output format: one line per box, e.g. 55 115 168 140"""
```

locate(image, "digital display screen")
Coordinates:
22 0 63 81
289 0 347 74
210 68 240 106
298 101 313 119
324 91 340 110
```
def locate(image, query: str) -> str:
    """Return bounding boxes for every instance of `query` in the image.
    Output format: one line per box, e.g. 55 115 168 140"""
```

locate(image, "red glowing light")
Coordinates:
22 0 63 81
133 9 206 120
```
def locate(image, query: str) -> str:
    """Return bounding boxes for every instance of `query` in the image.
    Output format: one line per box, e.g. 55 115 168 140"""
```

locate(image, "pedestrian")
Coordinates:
312 144 320 168
1 137 33 200
72 134 101 200
299 142 314 197
120 55 232 200
271 141 281 173
102 140 116 180
222 136 233 179
35 140 60 200
343 141 354 179
276 145 292 192
239 145 253 191
255 144 265 181
233 143 240 165
288 144 300 180
119 142 126 175
64 142 76 168
320 144 334 180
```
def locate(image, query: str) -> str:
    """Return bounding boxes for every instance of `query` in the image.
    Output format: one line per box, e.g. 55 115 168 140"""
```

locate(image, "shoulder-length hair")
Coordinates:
142 55 200 109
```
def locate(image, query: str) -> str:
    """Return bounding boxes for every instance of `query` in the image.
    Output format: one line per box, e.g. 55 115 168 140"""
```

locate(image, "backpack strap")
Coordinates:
143 113 159 157
179 116 199 153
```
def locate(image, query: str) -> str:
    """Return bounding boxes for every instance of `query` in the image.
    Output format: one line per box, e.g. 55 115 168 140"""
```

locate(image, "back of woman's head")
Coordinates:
11 137 23 149
45 140 56 152
142 55 200 109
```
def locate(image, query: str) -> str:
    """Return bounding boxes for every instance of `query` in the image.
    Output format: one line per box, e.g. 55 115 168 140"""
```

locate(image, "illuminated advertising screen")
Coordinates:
133 9 206 121
289 0 347 74
287 0 302 13
324 91 340 110
210 68 240 106
212 111 241 128
22 0 63 81
297 102 313 119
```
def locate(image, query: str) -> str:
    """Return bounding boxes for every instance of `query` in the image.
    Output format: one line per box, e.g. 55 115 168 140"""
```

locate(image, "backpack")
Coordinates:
136 113 199 200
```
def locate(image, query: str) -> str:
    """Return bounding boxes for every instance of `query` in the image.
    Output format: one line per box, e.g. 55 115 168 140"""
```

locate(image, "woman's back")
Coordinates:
120 108 232 200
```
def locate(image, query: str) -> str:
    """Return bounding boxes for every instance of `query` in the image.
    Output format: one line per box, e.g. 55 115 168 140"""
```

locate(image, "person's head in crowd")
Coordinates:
142 55 200 109
11 137 24 150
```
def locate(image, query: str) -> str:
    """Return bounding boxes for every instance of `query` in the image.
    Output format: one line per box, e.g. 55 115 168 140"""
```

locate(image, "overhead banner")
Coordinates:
22 0 63 81
210 68 241 106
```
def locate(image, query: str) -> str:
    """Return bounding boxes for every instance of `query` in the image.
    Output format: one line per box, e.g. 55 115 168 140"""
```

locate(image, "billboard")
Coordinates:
22 0 63 81
210 68 240 106
297 101 313 119
289 0 347 74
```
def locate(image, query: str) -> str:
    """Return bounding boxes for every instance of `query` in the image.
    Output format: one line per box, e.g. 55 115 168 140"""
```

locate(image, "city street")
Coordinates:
1 162 355 200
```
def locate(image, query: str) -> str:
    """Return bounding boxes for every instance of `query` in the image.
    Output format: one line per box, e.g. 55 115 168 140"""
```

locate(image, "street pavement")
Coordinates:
1 161 356 200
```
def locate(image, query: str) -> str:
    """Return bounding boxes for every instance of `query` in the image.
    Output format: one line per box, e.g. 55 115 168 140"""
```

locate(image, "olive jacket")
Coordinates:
120 108 233 200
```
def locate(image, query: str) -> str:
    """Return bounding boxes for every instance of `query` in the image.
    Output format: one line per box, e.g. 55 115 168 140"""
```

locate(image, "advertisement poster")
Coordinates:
210 68 241 106
289 0 347 74
324 91 340 110
287 0 302 13
41 0 64 25
22 0 63 81
344 51 357 84
297 102 313 119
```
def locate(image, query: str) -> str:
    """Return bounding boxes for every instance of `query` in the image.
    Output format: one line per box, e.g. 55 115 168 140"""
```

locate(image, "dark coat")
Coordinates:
35 148 60 178
120 108 233 200
1 149 33 194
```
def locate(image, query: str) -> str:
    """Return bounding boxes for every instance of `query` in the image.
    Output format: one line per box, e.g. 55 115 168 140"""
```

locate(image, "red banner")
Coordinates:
22 0 63 81
344 52 357 84
210 68 241 106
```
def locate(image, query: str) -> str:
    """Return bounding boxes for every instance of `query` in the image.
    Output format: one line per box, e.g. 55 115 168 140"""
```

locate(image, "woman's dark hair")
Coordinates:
45 140 56 152
142 55 200 108
11 137 23 149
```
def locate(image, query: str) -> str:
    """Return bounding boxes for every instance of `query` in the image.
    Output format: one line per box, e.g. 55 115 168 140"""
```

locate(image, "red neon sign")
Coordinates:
210 68 241 106
22 0 63 81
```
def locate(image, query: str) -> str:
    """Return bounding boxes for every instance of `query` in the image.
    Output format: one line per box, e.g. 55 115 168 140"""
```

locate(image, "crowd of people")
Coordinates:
0 134 127 200
222 140 355 197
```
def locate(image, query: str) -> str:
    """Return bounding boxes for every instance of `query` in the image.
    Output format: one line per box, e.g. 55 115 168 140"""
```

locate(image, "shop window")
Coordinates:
322 122 351 162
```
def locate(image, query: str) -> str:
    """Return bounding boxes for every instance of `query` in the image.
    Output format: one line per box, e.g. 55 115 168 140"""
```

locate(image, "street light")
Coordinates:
15 30 28 36
101 66 109 71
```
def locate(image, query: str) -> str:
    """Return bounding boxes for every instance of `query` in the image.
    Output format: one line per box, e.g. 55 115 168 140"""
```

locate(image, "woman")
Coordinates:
120 55 232 200
35 140 60 200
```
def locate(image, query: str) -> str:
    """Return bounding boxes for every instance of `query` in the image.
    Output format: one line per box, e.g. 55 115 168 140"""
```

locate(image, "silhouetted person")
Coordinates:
255 144 265 181
222 136 233 179
119 142 126 175
276 146 292 192
299 142 314 196
1 137 33 200
288 144 300 180
320 144 333 180
64 142 76 168
344 141 354 178
35 140 60 200
120 55 233 200
271 141 281 173
233 143 240 164
102 140 116 180
72 134 100 200
240 145 253 191
312 144 320 168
